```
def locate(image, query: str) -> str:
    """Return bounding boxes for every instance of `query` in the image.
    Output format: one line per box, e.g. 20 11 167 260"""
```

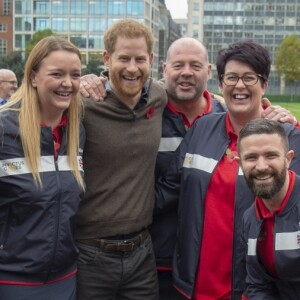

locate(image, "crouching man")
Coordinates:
237 119 300 299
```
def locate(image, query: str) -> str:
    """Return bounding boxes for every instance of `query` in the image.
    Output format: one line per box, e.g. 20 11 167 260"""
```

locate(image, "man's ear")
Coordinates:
103 50 110 67
286 150 294 168
149 52 154 65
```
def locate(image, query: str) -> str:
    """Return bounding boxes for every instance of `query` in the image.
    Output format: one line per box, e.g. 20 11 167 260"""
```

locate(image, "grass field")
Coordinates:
275 102 300 121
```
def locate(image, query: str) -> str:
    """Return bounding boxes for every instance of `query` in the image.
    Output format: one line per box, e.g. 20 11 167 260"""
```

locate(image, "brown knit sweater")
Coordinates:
76 79 167 239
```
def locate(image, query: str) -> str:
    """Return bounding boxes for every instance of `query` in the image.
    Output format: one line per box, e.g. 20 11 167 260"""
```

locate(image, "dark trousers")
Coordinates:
158 270 187 300
0 273 76 300
76 235 158 300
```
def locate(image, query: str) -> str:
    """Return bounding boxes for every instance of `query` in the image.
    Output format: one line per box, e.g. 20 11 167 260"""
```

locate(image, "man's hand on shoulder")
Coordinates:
261 97 298 126
80 74 107 101
211 93 225 104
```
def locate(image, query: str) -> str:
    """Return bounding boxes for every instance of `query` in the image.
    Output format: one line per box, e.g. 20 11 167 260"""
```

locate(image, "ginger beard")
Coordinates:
109 66 149 100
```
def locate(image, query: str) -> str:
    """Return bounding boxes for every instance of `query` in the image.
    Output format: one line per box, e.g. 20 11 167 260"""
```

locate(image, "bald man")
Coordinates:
0 69 18 105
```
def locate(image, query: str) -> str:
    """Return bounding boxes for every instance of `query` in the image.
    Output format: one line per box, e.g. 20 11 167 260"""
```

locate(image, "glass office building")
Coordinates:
13 0 160 78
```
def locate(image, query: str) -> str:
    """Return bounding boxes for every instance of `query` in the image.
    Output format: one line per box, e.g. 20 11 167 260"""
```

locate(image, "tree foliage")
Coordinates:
0 51 25 84
275 35 300 83
25 29 55 58
81 56 105 76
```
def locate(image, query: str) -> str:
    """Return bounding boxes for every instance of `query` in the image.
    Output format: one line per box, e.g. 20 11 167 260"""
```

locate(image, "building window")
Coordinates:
70 18 88 32
89 18 107 32
193 2 200 11
70 0 87 15
52 1 69 15
0 24 7 32
0 39 7 56
127 0 144 16
34 18 49 31
15 34 31 49
15 0 32 14
33 1 49 14
52 18 69 32
3 0 11 15
15 17 32 31
88 35 104 49
70 35 87 48
193 30 199 38
193 16 199 25
89 0 106 15
108 0 125 15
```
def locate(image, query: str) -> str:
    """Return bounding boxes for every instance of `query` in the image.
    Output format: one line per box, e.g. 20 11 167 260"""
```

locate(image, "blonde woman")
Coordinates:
0 36 85 299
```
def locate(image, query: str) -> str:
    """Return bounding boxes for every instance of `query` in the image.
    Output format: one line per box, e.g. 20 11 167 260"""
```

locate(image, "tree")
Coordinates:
81 56 105 76
25 29 55 58
0 51 24 84
275 35 300 94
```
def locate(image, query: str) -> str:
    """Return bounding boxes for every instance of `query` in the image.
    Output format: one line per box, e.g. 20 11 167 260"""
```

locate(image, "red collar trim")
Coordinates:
167 90 212 128
41 114 67 128
225 113 238 140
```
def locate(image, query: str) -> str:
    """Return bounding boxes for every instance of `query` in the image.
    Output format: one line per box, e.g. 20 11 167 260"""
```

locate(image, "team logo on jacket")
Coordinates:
183 154 193 167
2 160 24 172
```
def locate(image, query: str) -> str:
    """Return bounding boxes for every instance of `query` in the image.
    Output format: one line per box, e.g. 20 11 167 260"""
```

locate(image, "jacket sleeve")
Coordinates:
242 211 279 300
154 144 182 214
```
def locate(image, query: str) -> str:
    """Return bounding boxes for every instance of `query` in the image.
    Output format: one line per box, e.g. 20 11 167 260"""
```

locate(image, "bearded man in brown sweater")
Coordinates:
75 19 167 300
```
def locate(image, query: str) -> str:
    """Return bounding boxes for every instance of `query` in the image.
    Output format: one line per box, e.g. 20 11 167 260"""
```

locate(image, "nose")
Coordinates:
255 157 268 171
127 59 138 73
62 76 72 87
181 65 193 77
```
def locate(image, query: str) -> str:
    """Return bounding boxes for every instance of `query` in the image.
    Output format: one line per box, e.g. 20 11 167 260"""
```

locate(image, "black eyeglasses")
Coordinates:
0 80 18 85
221 73 264 86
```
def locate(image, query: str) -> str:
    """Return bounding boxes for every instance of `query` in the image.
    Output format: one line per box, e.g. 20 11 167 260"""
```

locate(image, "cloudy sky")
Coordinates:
165 0 188 19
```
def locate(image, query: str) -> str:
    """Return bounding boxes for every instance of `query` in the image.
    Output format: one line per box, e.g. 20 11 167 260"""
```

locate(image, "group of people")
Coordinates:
0 18 300 300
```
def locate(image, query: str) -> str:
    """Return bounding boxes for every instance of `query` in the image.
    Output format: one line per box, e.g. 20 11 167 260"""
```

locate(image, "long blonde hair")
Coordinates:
1 36 84 189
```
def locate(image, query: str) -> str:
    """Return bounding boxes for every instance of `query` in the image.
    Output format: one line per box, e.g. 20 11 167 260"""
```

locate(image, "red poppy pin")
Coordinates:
146 106 155 119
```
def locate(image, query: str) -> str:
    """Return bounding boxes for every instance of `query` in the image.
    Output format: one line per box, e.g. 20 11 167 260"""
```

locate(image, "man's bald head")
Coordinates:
0 69 18 101
166 38 209 64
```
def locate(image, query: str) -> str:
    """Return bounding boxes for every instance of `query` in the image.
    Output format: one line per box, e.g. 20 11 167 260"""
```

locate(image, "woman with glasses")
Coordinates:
0 69 18 105
156 40 300 300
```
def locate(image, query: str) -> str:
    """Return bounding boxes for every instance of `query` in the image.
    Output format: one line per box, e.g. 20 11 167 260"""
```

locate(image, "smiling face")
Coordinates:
163 39 211 104
238 133 293 200
30 50 81 121
103 36 153 106
219 60 268 121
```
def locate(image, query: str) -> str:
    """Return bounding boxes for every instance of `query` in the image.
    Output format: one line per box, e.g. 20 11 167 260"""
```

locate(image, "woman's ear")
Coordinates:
31 71 37 87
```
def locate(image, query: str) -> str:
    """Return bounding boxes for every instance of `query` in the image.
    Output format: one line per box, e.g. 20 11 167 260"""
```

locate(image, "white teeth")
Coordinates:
255 175 272 180
124 76 138 80
234 94 248 99
56 92 71 96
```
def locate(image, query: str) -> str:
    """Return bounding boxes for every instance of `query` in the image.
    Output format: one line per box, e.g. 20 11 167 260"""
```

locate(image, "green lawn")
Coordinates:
275 102 300 121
